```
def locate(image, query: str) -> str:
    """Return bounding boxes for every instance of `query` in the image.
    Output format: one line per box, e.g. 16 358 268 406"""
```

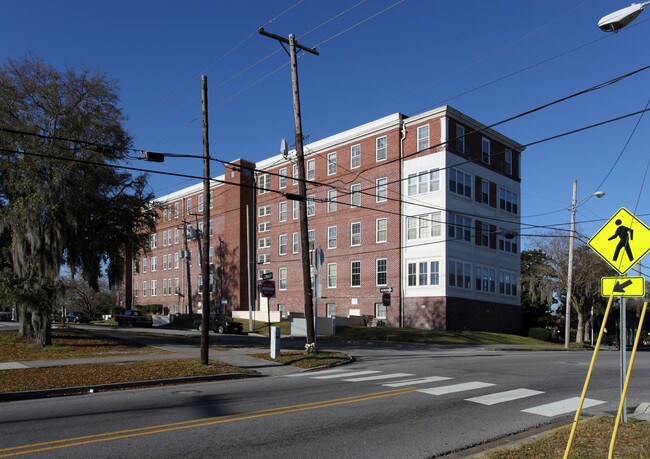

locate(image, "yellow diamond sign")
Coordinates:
588 208 650 275
601 276 646 297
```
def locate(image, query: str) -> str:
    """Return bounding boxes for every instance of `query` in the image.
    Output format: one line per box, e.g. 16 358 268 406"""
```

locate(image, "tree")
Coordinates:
520 249 555 332
0 55 156 345
529 230 613 344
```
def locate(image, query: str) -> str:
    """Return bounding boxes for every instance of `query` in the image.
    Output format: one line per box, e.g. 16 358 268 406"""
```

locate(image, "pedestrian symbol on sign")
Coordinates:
608 219 633 262
588 207 650 275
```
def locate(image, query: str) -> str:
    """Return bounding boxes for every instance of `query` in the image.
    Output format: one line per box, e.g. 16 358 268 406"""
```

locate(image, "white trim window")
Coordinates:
142 258 147 273
376 177 388 202
306 158 315 181
259 221 270 232
376 135 387 161
481 137 491 164
375 303 387 320
258 205 271 217
475 265 496 293
499 188 519 215
350 222 361 246
327 263 337 288
292 232 299 254
279 168 287 189
447 213 472 242
376 258 387 286
449 260 472 289
326 303 336 318
258 253 270 264
258 174 270 194
449 168 472 198
292 164 299 186
350 183 361 208
186 198 192 215
174 252 180 269
150 233 157 249
499 270 518 296
174 228 179 244
455 124 465 153
278 201 287 222
417 124 430 151
308 229 315 251
292 200 299 220
376 217 388 243
327 152 337 175
327 226 337 249
142 280 147 297
279 234 287 256
307 195 315 217
480 179 491 205
151 256 157 272
198 195 204 212
256 237 271 249
351 261 361 287
498 230 518 254
350 144 361 168
407 212 441 240
504 150 513 175
151 279 157 297
407 260 440 287
279 267 287 290
174 278 179 296
327 189 337 212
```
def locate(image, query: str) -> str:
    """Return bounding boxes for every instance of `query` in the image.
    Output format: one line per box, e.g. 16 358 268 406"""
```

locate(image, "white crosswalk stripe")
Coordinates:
418 381 495 395
521 397 606 417
466 388 544 406
342 373 415 382
284 368 351 378
383 376 452 387
311 370 381 380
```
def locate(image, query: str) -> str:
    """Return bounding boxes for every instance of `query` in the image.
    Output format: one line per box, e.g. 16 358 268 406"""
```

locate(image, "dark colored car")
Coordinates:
194 315 244 334
65 311 90 323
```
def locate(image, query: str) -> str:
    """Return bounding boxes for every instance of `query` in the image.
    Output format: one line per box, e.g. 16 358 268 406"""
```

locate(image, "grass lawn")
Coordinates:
252 351 350 368
485 416 650 458
333 326 564 347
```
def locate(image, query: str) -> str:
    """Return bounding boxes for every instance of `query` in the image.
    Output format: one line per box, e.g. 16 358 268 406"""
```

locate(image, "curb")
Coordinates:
0 372 260 403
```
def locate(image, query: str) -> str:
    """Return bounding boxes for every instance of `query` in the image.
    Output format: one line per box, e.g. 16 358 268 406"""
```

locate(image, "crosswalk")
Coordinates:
285 368 606 418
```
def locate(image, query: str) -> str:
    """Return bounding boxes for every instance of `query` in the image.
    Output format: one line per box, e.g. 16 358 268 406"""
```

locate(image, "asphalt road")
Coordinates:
1 334 649 458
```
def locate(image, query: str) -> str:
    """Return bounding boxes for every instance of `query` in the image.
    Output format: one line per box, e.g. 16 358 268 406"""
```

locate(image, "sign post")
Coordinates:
589 208 650 423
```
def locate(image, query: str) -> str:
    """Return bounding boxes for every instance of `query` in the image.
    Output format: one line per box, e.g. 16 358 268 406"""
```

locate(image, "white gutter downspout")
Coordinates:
399 117 407 328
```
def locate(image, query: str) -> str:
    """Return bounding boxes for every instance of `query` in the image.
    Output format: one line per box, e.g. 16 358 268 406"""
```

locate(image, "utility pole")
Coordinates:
182 218 193 316
259 28 319 351
218 236 224 314
200 74 211 365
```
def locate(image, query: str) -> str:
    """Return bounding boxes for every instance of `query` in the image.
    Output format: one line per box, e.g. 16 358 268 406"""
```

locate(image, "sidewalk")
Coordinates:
0 327 307 401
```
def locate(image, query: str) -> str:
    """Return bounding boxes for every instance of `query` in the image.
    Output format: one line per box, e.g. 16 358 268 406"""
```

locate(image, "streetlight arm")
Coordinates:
598 2 650 31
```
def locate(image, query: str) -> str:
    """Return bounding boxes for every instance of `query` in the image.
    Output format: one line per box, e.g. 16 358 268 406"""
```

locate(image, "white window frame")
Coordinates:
376 258 387 286
307 195 315 217
258 205 271 217
350 144 361 169
504 150 513 175
279 267 287 290
475 265 496 293
278 201 287 222
327 189 337 212
350 222 361 247
351 260 361 287
278 234 287 256
417 124 430 151
279 167 287 189
449 259 472 289
376 135 387 161
449 168 472 199
306 158 315 181
350 183 361 208
327 226 337 249
259 221 270 232
327 263 337 289
327 152 337 175
376 177 388 202
292 232 299 254
258 174 270 194
376 217 388 243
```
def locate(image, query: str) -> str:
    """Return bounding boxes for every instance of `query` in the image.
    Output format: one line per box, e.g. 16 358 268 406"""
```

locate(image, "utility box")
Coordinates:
270 326 281 359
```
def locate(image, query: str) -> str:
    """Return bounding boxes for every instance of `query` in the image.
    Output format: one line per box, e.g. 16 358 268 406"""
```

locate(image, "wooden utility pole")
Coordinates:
259 28 319 350
182 218 193 316
200 74 211 365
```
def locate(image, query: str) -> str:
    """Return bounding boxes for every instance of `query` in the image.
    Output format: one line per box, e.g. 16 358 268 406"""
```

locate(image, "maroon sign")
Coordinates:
260 280 276 298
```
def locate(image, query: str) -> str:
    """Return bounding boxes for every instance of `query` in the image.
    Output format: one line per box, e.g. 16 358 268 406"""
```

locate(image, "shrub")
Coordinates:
528 327 551 342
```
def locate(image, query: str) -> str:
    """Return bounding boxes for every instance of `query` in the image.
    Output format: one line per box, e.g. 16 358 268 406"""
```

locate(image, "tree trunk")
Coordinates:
576 307 584 344
31 309 51 346
17 304 33 338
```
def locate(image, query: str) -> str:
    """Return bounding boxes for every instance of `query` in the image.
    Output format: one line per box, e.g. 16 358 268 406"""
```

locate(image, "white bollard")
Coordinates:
270 326 281 359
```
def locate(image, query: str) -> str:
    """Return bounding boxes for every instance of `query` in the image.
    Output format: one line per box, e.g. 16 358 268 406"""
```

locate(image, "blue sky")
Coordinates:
3 0 650 254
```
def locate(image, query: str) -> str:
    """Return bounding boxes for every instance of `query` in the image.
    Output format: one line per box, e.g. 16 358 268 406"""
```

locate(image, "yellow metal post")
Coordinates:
608 301 648 458
564 293 615 458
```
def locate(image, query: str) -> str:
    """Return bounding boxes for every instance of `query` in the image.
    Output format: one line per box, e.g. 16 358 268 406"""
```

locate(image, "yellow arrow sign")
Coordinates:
588 208 650 275
601 276 646 297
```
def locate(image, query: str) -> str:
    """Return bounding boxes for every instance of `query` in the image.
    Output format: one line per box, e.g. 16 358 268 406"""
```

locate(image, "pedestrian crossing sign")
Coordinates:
588 208 650 275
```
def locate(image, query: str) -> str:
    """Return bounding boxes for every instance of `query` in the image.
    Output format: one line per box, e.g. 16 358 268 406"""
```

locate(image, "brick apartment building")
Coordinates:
127 105 524 333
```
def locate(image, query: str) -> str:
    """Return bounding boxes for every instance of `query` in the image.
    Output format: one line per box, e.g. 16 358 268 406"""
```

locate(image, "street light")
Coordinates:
598 2 650 31
565 180 605 349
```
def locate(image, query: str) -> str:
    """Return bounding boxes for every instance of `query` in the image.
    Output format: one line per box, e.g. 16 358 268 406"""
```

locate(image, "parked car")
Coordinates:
65 311 90 323
114 309 153 327
193 315 244 334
